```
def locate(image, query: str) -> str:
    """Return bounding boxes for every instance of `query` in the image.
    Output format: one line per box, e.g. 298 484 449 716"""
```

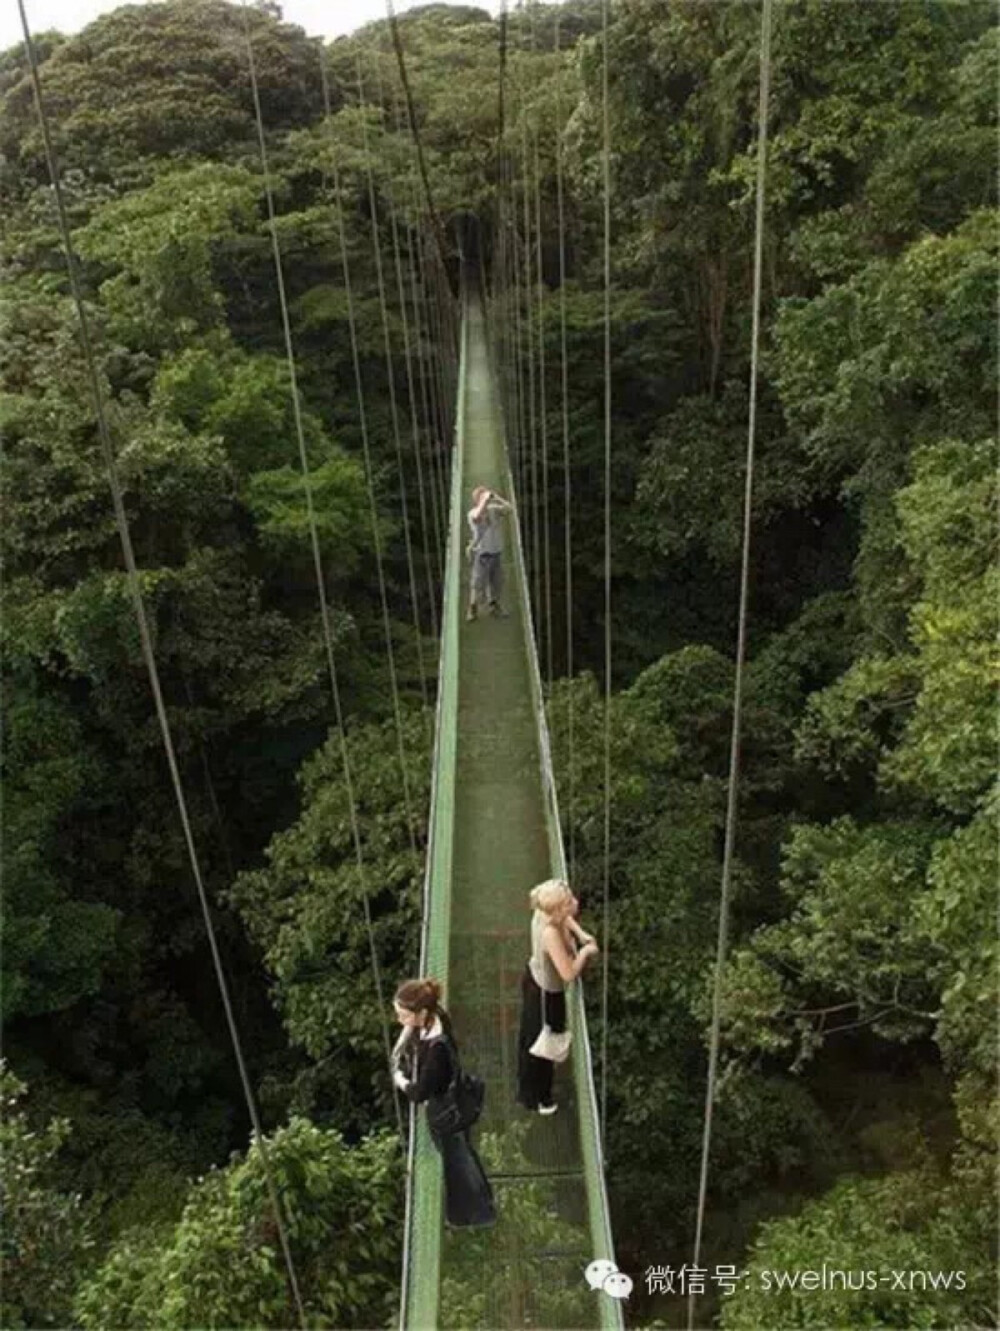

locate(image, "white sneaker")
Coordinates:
537 1102 558 1116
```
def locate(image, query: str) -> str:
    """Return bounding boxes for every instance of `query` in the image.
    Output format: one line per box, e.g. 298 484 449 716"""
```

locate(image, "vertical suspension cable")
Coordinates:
688 4 773 1326
509 108 528 516
440 251 460 492
420 228 448 447
502 190 516 490
434 243 459 418
424 232 453 504
554 11 576 882
408 210 448 577
491 4 508 443
381 77 443 634
387 19 453 533
533 122 553 691
356 51 430 714
513 170 528 516
599 0 612 1155
433 244 456 527
246 25 407 1143
518 3 539 625
18 0 303 1318
501 173 518 493
500 0 526 511
385 0 454 294
324 128 421 875
398 128 448 572
412 217 448 574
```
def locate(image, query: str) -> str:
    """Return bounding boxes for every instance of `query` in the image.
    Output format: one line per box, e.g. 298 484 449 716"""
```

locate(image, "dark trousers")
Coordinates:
430 1126 496 1228
517 965 566 1110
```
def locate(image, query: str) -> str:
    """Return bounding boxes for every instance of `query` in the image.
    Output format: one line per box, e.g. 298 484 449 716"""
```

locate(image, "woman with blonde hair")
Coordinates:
391 977 495 1227
516 879 599 1114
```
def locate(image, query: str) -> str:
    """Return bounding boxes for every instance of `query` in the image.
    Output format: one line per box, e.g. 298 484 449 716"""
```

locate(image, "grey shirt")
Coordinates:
468 505 505 555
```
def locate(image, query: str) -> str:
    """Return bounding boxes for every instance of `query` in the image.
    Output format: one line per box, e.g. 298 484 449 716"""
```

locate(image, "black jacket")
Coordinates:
397 1029 456 1104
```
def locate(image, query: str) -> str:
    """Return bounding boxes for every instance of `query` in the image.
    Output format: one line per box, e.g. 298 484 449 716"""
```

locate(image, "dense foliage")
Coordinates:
1 0 995 1325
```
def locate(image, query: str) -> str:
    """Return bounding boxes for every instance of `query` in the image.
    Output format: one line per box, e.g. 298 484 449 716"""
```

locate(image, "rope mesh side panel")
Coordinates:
400 297 469 1331
494 333 624 1331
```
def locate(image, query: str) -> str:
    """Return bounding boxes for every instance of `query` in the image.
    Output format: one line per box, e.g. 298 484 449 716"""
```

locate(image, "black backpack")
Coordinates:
424 1035 485 1137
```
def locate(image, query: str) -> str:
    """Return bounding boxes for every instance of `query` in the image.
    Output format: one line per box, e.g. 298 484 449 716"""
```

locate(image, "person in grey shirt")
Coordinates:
466 485 513 620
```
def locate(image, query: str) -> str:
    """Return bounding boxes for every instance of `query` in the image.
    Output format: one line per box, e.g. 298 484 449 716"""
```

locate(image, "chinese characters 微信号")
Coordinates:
644 1265 746 1297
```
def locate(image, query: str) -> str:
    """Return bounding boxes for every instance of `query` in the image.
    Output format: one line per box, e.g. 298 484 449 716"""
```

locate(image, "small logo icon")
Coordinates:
603 1272 633 1300
584 1259 633 1300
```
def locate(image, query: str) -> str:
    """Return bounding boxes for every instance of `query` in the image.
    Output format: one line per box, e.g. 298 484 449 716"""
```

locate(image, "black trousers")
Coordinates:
429 1125 496 1227
517 965 566 1110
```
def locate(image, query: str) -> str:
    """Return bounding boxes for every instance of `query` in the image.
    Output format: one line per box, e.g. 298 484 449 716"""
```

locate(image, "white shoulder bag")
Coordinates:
529 987 571 1063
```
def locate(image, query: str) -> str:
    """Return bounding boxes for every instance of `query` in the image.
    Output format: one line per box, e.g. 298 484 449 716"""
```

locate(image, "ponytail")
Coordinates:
395 977 444 1016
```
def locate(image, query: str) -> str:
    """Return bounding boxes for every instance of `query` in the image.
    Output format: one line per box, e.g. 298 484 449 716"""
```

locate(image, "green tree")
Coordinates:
1 0 327 176
230 707 429 1130
720 1155 996 1330
0 1066 95 1328
75 1118 402 1330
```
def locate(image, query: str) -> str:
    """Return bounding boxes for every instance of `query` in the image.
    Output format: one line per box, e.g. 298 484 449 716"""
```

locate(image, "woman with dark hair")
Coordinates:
391 977 496 1228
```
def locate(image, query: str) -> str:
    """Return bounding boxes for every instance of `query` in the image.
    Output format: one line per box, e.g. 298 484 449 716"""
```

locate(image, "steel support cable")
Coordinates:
497 0 525 524
533 127 553 690
489 0 507 470
496 151 511 463
493 0 509 425
554 11 577 881
382 0 452 531
510 136 529 516
246 25 407 1144
380 70 442 640
499 176 517 482
688 3 774 1324
436 247 460 495
527 0 552 688
494 0 521 500
322 142 422 878
355 52 431 716
416 223 448 460
501 156 517 466
511 5 528 542
372 46 442 630
396 136 447 575
420 225 453 516
503 49 519 503
518 87 538 620
16 5 308 1324
504 59 527 515
503 196 517 487
503 227 517 482
384 0 454 295
428 256 452 434
495 151 508 404
599 0 612 1153
425 223 451 379
517 7 539 625
428 240 454 534
432 245 459 417
406 207 448 579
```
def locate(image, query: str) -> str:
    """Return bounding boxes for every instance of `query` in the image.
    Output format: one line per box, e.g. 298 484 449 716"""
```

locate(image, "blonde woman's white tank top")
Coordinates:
528 909 565 993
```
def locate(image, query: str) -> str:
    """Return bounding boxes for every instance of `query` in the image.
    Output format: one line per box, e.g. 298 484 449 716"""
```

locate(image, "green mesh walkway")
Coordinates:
401 295 621 1331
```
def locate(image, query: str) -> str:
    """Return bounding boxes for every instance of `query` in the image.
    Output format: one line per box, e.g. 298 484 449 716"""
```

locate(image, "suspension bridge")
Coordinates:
15 0 774 1322
400 290 619 1329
